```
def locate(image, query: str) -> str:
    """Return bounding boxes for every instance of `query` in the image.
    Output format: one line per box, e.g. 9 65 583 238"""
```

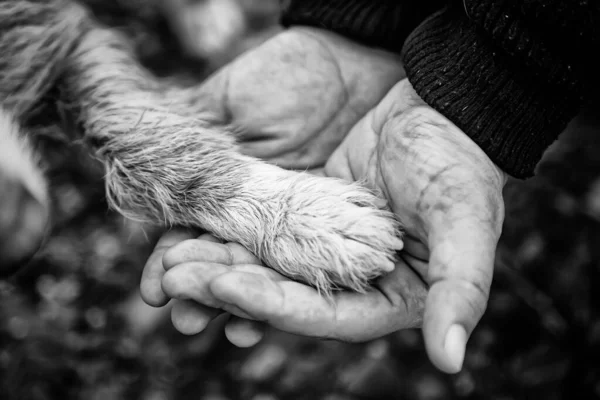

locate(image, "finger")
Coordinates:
224 317 266 348
163 240 261 270
211 270 334 337
210 260 427 341
161 262 230 309
423 212 501 374
141 228 198 307
215 264 288 320
171 299 221 335
167 264 274 337
163 240 234 270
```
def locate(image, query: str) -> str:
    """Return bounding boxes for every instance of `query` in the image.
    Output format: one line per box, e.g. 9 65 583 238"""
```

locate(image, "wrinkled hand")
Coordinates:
144 229 427 345
323 79 507 372
141 27 404 346
192 26 404 169
143 77 508 374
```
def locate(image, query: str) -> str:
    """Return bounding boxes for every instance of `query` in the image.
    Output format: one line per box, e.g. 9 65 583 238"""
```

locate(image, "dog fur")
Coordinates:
0 0 403 293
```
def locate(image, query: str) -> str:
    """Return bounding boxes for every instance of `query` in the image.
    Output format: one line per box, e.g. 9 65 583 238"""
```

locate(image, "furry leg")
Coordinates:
60 5 403 293
5 1 402 293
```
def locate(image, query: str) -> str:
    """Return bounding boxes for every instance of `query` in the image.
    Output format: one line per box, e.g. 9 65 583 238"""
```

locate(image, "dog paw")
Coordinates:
239 169 403 293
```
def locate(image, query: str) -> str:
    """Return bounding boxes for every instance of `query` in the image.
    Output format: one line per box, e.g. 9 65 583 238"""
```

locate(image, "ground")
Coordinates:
0 2 599 399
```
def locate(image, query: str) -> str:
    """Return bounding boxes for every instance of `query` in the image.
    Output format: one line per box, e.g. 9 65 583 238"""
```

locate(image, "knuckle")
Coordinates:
461 280 490 317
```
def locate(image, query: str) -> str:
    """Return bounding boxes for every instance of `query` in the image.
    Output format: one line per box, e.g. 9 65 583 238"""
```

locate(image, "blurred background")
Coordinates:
1 1 599 399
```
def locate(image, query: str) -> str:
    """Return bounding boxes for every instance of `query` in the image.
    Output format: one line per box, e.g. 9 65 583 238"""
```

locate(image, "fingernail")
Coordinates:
444 324 467 373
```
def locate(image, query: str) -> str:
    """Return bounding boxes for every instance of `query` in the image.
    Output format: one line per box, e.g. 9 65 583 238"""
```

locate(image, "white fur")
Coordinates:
0 0 404 293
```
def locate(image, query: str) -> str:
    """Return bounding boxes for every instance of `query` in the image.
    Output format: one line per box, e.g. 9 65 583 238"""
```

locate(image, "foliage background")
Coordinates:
1 1 599 399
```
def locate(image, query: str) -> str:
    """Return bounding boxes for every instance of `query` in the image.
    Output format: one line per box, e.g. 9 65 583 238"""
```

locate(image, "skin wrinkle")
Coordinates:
392 257 427 316
432 180 473 214
382 109 459 219
399 274 426 328
415 164 458 215
217 288 265 322
400 252 429 285
365 146 379 193
381 104 504 229
373 276 412 327
429 277 490 321
370 109 416 229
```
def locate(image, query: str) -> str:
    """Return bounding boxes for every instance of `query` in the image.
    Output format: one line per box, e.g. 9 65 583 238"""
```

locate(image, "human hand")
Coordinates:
322 79 508 373
144 78 508 375
144 228 427 345
141 27 405 345
141 229 268 347
187 25 405 169
154 80 506 372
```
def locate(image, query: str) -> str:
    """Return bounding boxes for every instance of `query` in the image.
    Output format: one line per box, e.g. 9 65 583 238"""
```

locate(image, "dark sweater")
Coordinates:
281 0 600 178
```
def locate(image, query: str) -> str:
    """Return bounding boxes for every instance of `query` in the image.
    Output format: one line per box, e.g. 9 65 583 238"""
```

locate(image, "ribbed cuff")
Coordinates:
403 5 583 178
281 0 442 53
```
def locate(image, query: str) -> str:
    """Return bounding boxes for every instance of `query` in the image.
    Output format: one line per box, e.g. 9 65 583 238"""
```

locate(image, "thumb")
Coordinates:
423 207 502 374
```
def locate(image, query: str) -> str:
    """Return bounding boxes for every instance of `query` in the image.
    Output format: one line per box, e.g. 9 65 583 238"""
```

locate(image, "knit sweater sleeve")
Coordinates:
282 0 600 178
403 1 599 178
280 0 445 53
